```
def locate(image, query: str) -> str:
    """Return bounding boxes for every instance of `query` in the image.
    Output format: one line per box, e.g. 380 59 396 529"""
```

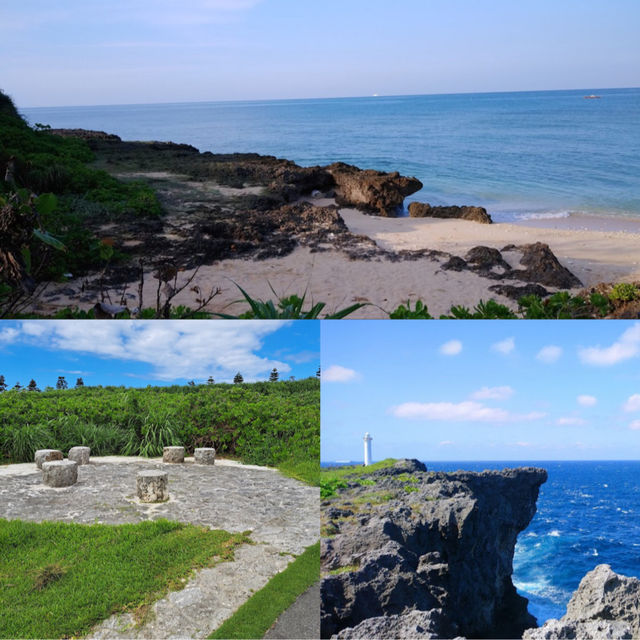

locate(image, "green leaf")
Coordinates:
35 193 57 215
33 228 66 251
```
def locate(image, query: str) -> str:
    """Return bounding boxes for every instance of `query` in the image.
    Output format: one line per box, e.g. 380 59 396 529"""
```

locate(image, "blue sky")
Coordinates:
2 0 638 107
0 320 319 388
322 321 640 462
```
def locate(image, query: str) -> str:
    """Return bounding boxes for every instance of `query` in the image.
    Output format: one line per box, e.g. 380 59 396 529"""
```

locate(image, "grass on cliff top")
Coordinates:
321 458 398 482
320 458 398 498
209 541 320 639
0 518 249 639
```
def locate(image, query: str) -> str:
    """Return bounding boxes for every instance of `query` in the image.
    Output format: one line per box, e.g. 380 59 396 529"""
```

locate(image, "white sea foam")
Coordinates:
549 530 561 537
517 210 572 221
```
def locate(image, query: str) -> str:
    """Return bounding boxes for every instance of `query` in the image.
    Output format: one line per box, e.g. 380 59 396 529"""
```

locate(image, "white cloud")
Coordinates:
577 395 597 407
439 440 454 446
516 442 532 447
323 365 359 383
556 417 587 426
578 324 640 366
440 340 462 356
630 420 640 430
492 337 515 355
623 394 640 413
15 320 289 381
0 327 19 343
536 345 563 363
390 401 544 423
471 386 514 401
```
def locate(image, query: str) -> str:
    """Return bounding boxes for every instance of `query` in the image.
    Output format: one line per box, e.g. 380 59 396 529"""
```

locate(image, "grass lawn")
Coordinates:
209 541 320 640
0 518 250 639
278 459 319 486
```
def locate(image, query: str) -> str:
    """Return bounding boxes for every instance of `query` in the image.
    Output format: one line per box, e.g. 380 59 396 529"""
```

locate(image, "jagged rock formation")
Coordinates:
439 243 583 297
524 564 640 640
408 202 493 224
321 460 547 639
327 162 423 216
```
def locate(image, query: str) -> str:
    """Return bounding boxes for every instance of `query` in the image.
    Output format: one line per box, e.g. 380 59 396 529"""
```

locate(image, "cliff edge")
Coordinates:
321 460 547 639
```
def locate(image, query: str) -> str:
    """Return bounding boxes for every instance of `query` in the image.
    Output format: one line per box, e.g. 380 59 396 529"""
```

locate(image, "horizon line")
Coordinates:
19 85 640 111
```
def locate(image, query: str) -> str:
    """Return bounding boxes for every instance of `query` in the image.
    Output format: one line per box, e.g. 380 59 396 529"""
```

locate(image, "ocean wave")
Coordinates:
548 530 561 537
516 210 572 221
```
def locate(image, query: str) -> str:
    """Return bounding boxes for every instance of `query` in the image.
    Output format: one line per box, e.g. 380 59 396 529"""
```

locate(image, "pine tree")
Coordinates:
27 379 39 392
269 368 279 382
316 367 321 378
75 377 84 388
188 380 195 386
233 373 244 384
0 375 6 392
207 376 215 385
13 382 21 390
56 376 68 390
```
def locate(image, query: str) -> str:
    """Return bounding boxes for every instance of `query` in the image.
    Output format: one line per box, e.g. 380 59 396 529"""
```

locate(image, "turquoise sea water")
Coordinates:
22 88 640 222
322 460 640 625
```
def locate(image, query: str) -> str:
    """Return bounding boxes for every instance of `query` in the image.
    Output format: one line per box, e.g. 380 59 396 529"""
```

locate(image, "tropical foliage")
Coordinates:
0 379 319 484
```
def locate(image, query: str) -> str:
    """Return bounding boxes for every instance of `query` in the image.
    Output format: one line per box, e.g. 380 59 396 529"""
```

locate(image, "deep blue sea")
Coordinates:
322 460 640 624
22 88 640 223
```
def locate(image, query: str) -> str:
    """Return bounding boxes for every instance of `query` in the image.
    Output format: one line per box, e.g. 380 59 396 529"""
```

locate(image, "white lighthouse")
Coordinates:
363 432 373 466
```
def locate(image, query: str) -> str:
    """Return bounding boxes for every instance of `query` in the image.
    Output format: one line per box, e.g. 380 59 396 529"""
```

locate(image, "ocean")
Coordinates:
321 459 640 625
21 88 640 223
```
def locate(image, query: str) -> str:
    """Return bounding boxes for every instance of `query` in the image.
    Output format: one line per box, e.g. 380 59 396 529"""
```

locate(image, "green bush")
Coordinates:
0 379 319 484
609 283 639 302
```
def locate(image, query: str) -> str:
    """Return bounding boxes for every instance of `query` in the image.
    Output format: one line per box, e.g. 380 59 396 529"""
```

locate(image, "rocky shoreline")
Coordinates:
320 460 640 639
44 130 582 298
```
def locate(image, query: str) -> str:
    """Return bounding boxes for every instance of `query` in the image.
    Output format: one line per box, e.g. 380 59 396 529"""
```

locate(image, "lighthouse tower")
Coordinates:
363 432 373 466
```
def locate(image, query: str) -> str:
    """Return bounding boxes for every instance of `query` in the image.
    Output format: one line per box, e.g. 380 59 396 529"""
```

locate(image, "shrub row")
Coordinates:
0 379 319 482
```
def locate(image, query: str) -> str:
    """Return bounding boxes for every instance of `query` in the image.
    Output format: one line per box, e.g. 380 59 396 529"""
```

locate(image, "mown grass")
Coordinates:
0 518 249 640
209 541 320 639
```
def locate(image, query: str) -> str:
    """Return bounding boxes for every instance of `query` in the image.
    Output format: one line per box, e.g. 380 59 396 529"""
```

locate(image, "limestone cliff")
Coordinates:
524 564 640 640
321 460 547 639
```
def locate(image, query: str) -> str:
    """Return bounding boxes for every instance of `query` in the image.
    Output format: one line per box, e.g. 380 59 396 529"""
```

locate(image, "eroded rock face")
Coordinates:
328 163 423 216
321 460 547 639
442 243 582 292
503 242 582 289
409 202 493 224
524 564 640 640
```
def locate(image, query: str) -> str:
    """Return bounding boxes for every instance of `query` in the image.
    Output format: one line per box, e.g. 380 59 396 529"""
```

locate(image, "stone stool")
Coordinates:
68 446 91 465
163 446 185 463
35 449 63 469
42 460 78 487
137 471 169 503
194 447 216 465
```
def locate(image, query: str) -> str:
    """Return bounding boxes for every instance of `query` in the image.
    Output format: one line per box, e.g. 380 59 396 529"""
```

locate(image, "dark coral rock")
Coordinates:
488 283 549 300
504 242 582 289
408 202 493 224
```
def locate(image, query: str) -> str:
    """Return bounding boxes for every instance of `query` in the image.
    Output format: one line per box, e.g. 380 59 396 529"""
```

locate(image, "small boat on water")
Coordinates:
584 94 601 99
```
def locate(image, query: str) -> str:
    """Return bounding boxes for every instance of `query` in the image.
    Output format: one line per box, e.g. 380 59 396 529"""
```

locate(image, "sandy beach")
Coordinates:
34 204 640 320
